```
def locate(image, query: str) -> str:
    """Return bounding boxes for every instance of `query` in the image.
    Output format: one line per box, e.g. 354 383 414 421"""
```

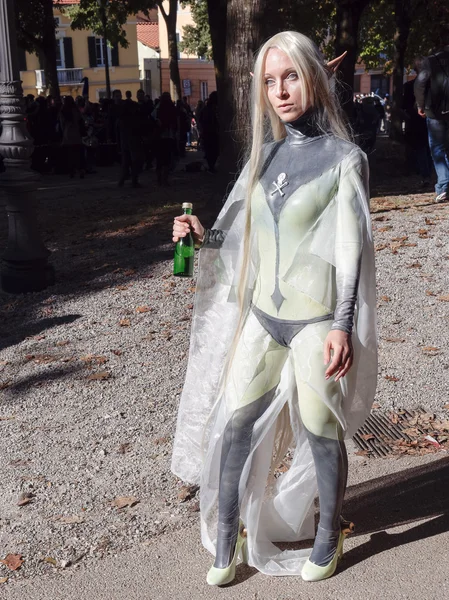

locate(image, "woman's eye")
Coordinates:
287 72 298 80
264 78 275 86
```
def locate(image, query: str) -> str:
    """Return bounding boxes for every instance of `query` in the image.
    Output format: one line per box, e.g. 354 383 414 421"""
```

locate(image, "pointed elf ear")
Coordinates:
325 51 347 76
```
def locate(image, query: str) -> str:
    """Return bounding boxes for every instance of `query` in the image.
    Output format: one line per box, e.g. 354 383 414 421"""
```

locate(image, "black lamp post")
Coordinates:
0 0 54 293
97 0 111 100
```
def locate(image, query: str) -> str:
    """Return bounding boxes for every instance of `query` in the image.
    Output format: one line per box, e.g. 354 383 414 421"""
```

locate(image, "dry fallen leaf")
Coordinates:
43 557 57 566
407 262 422 268
422 346 440 354
361 433 375 441
0 554 23 571
136 306 152 313
111 496 139 509
375 244 389 252
87 371 110 381
378 226 393 232
372 402 381 409
177 485 199 503
0 381 11 390
437 295 449 302
355 449 371 456
384 337 405 343
384 375 400 382
380 296 391 302
58 515 85 524
425 290 436 296
0 415 15 421
55 340 70 347
389 412 399 424
118 443 132 454
17 492 34 507
444 404 449 410
111 349 122 356
119 318 131 327
0 577 8 584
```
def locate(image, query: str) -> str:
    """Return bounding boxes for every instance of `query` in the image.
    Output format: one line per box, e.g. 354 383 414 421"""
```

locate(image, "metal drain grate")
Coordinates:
353 407 429 457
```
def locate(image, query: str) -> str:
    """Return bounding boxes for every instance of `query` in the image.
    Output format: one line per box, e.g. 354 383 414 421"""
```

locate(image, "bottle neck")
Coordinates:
183 208 192 215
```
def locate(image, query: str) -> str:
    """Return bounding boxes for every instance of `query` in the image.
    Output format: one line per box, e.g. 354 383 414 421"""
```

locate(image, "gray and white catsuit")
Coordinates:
171 112 378 576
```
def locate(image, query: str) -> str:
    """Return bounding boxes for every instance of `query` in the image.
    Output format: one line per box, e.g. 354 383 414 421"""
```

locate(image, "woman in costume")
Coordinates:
171 31 377 586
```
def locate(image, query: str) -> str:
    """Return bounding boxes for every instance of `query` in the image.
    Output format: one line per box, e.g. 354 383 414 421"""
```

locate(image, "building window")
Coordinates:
144 69 152 96
95 37 112 67
55 38 65 69
371 74 390 96
200 81 208 100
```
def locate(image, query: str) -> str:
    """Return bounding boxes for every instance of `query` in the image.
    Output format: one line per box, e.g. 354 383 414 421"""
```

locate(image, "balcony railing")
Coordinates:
35 68 83 88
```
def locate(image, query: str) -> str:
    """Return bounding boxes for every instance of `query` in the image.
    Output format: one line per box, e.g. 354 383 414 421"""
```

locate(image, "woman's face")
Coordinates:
263 47 311 122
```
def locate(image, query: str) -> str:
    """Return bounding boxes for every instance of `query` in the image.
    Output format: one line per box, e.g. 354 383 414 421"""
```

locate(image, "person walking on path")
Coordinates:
152 92 178 186
403 57 432 186
171 31 377 586
199 91 219 172
59 95 86 179
414 31 449 203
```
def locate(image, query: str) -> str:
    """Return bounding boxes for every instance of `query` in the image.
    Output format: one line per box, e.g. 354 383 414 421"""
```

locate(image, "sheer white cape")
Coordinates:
171 141 378 576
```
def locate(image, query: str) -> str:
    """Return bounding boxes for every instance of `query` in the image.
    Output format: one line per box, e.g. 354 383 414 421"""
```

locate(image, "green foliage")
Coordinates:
278 0 336 57
359 0 449 74
15 0 57 53
179 1 212 60
62 0 156 48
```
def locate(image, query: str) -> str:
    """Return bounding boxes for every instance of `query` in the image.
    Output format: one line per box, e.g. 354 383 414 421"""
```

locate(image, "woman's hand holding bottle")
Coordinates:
173 214 205 247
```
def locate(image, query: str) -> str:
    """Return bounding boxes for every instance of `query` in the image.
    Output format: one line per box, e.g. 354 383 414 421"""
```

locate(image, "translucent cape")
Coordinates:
171 141 378 576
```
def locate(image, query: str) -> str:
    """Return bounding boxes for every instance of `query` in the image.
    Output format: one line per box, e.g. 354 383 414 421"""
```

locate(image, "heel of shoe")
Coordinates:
240 539 248 564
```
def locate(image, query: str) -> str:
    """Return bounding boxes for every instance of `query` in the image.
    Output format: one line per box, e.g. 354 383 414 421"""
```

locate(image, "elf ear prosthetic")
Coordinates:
325 51 347 77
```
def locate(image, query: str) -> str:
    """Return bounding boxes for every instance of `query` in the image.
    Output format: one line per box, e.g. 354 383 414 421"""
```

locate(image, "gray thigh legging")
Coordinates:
214 309 348 569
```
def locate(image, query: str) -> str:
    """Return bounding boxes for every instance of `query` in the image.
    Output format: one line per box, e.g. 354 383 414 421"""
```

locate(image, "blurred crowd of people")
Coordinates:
22 87 220 187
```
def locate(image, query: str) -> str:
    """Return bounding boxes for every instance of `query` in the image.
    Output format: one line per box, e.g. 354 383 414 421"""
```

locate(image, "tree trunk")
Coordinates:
334 0 371 121
42 0 59 98
221 0 270 174
158 0 181 101
207 0 227 100
390 0 411 140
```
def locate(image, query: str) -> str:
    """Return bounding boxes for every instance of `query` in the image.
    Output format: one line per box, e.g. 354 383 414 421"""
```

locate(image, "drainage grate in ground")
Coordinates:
353 407 449 458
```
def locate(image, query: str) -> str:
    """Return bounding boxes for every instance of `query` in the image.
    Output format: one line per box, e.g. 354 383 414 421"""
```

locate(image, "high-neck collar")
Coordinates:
283 109 325 145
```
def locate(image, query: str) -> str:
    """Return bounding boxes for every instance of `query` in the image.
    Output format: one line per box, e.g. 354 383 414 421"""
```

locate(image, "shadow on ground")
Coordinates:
0 152 230 348
230 457 449 584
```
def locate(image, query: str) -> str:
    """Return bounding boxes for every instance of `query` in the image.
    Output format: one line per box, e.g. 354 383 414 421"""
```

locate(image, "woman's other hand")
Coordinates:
173 214 205 246
324 330 353 382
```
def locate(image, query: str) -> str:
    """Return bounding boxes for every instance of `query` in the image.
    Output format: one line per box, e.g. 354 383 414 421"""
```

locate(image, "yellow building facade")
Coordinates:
20 6 141 101
157 2 216 105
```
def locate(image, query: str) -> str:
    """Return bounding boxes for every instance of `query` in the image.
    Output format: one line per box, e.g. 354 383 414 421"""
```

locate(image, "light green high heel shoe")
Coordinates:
301 520 354 582
206 521 248 586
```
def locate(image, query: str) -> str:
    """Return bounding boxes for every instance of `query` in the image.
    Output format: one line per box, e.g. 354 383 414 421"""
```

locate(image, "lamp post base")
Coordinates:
1 259 55 294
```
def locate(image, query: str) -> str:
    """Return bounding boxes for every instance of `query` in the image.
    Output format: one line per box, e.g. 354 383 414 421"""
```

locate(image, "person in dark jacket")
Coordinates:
403 57 432 185
414 31 449 203
199 91 219 172
152 92 178 186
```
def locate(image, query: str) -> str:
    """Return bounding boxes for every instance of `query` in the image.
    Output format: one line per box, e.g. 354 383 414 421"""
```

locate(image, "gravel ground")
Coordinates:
0 148 448 583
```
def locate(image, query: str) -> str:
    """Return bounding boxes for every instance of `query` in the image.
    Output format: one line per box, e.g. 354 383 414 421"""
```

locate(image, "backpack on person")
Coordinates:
428 50 449 120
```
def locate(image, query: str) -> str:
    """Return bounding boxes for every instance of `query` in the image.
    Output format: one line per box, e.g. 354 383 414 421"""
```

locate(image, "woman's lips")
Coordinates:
278 104 294 111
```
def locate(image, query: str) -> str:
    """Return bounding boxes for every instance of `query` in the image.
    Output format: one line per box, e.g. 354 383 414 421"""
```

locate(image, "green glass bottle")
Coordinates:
174 202 195 277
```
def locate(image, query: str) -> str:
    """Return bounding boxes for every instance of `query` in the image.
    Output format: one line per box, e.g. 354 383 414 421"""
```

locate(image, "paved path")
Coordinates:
3 449 449 600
